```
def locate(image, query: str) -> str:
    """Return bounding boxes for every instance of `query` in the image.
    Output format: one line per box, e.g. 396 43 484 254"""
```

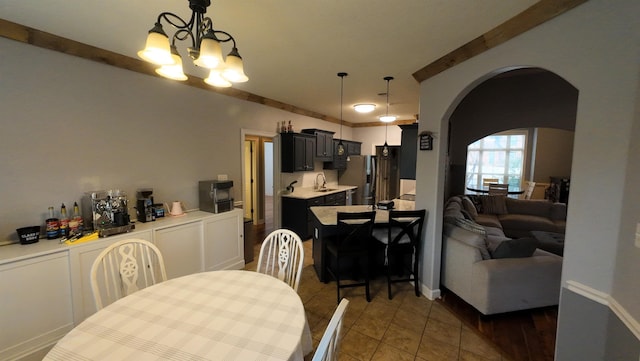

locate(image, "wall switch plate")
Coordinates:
217 174 228 181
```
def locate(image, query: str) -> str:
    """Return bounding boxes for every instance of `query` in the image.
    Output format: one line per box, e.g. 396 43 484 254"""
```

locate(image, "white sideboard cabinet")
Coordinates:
0 251 73 361
0 209 244 361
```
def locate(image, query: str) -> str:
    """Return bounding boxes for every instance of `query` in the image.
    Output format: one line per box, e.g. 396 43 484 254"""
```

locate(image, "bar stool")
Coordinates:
325 211 376 303
372 209 426 299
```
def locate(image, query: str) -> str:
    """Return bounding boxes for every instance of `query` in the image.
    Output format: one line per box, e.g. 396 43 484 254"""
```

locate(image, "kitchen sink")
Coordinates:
315 188 336 192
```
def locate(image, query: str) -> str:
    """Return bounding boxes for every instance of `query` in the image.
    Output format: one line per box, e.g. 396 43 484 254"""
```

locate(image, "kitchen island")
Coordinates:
309 199 416 281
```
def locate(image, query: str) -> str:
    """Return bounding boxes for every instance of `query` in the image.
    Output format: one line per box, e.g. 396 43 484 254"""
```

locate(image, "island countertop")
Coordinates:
309 199 416 226
281 185 357 200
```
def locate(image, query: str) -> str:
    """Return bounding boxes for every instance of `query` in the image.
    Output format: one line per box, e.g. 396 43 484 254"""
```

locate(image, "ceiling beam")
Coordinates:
412 0 589 83
0 18 349 127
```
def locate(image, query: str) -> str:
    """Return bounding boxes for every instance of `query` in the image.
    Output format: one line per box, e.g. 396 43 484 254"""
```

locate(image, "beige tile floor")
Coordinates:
245 240 508 361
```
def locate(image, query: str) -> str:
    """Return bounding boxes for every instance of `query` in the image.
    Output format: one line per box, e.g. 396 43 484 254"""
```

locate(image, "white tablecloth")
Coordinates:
45 270 312 361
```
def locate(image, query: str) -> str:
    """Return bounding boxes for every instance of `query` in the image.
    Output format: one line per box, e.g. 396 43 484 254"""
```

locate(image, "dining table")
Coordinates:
44 270 313 361
465 184 524 195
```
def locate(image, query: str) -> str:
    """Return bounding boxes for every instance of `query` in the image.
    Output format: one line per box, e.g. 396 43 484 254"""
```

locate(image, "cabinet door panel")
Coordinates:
204 211 244 271
154 222 203 279
0 252 73 360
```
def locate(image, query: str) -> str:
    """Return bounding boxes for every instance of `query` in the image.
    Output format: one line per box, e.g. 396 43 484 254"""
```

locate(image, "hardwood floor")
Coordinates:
438 288 558 361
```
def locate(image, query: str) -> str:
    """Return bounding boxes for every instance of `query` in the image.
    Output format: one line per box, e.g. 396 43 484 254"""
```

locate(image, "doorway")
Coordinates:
243 135 274 232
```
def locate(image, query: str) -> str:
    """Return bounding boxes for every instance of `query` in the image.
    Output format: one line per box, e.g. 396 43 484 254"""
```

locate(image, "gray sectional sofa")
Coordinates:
441 195 563 315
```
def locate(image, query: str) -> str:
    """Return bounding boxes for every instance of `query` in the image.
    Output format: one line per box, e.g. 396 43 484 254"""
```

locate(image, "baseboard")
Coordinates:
565 280 640 341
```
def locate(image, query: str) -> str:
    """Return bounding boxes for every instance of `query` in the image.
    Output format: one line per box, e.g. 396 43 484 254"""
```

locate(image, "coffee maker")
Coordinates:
136 188 155 223
81 190 134 237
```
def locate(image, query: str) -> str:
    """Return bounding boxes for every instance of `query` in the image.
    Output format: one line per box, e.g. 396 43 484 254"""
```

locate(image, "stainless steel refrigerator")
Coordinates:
338 155 376 205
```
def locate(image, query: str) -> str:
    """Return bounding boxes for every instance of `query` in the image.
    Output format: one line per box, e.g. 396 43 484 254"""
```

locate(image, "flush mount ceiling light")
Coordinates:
336 72 348 157
138 0 248 88
381 76 394 157
353 104 376 113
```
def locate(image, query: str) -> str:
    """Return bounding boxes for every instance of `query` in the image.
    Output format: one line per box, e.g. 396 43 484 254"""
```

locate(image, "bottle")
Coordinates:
45 206 60 239
281 121 286 133
287 120 292 133
59 203 70 237
69 201 83 235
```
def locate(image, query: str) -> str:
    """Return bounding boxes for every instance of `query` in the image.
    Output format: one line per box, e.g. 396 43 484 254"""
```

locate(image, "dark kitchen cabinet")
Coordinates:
281 132 315 173
301 129 334 161
281 191 346 240
399 123 418 180
323 139 362 170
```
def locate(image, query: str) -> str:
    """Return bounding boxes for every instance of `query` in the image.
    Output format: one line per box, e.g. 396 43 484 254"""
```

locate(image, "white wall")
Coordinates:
415 0 639 353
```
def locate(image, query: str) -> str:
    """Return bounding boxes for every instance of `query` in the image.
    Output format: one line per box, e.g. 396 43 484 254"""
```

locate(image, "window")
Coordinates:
466 131 527 189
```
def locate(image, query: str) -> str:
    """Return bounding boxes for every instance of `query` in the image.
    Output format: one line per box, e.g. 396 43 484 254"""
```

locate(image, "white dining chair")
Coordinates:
90 238 167 310
312 298 350 361
523 180 536 199
488 183 509 196
256 229 305 292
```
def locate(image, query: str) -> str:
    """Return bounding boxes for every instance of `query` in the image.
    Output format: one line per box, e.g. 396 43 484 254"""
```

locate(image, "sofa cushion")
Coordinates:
490 237 538 259
443 223 491 260
481 195 508 215
505 198 551 217
474 214 502 229
461 196 478 219
498 214 557 234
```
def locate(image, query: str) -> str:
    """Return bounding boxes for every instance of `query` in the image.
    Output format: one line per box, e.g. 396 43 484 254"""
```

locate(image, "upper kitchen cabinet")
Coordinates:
324 139 362 170
399 123 418 179
281 132 315 173
301 129 334 161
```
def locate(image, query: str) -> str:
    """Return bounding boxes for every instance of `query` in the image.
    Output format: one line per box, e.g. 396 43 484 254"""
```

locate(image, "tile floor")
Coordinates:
245 240 508 361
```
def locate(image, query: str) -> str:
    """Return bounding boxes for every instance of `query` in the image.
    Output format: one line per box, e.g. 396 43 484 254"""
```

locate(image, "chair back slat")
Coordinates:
336 211 376 251
488 183 509 196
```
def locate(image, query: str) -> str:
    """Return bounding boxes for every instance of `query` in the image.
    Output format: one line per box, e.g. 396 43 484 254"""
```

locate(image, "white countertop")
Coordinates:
310 199 416 226
281 185 357 200
0 210 237 265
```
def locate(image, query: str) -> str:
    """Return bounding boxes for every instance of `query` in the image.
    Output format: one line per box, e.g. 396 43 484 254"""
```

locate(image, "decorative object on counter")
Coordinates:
379 76 395 157
336 72 348 156
167 201 186 216
16 226 40 245
137 0 248 87
45 206 59 239
286 180 298 193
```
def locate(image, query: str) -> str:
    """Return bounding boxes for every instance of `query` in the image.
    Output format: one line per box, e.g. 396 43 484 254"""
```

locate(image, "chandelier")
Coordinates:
138 0 248 87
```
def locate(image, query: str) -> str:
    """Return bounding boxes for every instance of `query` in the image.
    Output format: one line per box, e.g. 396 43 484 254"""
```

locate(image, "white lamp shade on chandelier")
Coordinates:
138 0 248 87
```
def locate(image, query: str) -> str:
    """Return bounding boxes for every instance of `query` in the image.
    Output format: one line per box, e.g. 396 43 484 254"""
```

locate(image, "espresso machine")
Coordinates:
136 188 155 222
81 190 135 237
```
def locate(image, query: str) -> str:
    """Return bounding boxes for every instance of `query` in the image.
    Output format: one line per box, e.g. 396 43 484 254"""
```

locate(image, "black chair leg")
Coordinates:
365 258 371 302
335 257 341 304
413 253 420 297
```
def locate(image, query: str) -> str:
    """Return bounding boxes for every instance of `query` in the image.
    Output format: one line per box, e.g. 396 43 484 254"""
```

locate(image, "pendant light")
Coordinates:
380 76 395 157
336 72 348 156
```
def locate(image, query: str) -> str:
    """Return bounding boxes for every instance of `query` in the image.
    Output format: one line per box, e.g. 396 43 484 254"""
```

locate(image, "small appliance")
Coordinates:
136 188 155 223
199 180 234 213
81 190 134 237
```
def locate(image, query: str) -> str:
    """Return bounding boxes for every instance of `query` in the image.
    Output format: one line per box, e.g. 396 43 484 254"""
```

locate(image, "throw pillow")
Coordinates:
481 195 508 215
453 217 487 235
490 237 538 259
461 197 478 219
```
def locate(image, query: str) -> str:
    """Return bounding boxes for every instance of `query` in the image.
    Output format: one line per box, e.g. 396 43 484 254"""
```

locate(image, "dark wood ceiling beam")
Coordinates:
0 18 348 126
412 0 589 83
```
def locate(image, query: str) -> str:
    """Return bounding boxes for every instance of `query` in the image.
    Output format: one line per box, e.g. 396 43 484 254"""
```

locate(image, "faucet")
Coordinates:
315 173 327 190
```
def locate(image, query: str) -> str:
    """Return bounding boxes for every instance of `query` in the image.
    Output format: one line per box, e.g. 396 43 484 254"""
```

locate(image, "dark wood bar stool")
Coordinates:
325 211 376 303
373 209 426 299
